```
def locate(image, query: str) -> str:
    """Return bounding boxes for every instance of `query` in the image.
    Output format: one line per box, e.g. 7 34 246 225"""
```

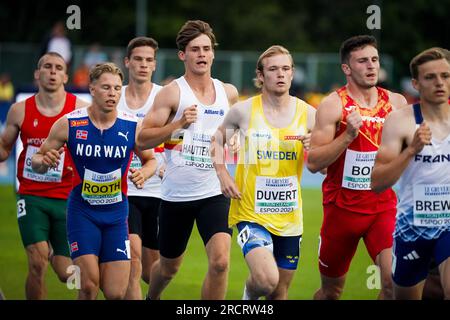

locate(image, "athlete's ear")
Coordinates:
124 56 130 68
341 63 351 76
34 69 39 81
63 73 68 85
89 83 95 96
411 78 419 91
178 50 185 62
256 69 264 84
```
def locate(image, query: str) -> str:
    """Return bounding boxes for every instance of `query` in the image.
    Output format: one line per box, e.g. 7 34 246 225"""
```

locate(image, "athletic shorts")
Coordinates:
128 196 160 250
318 203 395 277
159 194 232 259
392 231 450 287
236 221 301 270
66 196 130 263
17 194 70 257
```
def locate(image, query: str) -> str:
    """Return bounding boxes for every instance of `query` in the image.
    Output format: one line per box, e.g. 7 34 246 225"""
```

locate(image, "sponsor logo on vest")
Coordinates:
361 115 386 123
70 119 89 127
204 109 224 116
252 132 272 139
26 138 46 145
284 135 303 141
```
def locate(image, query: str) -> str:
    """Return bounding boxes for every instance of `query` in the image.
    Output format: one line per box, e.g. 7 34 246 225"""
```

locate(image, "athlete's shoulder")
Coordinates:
385 89 408 109
317 91 341 109
152 82 163 94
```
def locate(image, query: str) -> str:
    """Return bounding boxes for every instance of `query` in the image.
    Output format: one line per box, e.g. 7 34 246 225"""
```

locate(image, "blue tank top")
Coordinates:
66 107 137 210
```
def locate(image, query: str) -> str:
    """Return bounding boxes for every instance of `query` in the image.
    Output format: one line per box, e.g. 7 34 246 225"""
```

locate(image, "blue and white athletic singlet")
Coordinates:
395 104 450 241
66 107 137 210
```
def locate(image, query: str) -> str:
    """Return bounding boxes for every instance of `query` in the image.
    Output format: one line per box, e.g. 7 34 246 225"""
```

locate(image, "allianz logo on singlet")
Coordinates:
27 138 46 145
76 144 128 158
204 109 225 116
415 154 450 163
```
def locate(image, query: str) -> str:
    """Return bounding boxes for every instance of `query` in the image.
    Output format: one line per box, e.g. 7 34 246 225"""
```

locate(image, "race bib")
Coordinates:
413 184 450 227
82 168 122 205
129 152 142 170
23 145 65 183
342 149 376 190
181 130 214 170
255 176 298 214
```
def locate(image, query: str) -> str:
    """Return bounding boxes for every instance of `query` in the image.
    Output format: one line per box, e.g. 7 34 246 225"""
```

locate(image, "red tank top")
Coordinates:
17 93 77 199
322 86 397 214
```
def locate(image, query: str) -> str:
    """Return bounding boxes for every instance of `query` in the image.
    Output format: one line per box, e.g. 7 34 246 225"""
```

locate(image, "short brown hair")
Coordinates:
176 20 217 52
254 45 294 89
126 37 159 58
409 47 450 79
89 62 124 83
340 35 377 64
37 52 67 71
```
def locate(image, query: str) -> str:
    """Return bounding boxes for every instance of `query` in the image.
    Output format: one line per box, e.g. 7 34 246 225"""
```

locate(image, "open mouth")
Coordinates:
197 61 207 66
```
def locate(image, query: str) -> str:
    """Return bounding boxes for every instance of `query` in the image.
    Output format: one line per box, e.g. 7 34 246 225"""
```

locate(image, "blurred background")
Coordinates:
0 0 448 98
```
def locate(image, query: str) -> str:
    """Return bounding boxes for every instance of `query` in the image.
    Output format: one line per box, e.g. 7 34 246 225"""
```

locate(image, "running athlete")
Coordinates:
31 63 157 300
117 37 164 300
0 52 88 299
137 20 239 300
371 47 450 299
307 35 407 299
211 45 316 300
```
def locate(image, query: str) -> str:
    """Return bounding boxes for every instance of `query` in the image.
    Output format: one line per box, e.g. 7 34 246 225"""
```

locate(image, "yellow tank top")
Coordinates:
229 95 308 236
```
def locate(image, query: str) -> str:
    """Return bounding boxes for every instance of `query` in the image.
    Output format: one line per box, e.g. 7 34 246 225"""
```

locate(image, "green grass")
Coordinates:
0 185 378 300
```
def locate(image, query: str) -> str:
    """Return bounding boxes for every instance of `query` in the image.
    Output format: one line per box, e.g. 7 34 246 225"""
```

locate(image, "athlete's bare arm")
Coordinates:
211 99 251 199
223 82 240 152
137 81 196 150
0 101 25 161
307 92 362 173
371 106 431 192
224 83 239 106
302 103 317 151
31 116 69 173
131 122 158 189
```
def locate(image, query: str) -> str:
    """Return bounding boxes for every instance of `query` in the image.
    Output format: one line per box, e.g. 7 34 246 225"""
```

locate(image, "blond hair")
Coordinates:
89 62 124 83
254 45 294 89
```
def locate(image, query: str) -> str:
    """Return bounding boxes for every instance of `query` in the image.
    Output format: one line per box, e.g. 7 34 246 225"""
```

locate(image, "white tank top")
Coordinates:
117 84 164 198
395 104 450 241
162 76 229 201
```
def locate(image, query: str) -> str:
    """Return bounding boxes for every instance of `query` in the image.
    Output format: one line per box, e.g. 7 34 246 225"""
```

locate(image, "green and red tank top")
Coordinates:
17 93 76 199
